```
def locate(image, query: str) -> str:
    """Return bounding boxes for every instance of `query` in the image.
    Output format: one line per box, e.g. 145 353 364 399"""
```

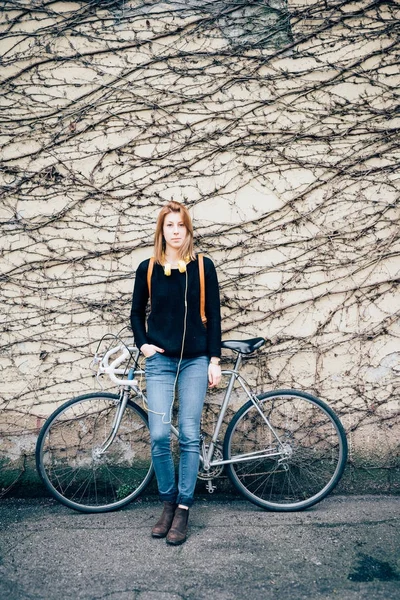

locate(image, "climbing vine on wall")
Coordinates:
0 0 399 492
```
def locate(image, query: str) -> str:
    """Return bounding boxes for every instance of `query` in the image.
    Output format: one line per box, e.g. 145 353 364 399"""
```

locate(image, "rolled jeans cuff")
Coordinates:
177 495 194 508
159 491 178 503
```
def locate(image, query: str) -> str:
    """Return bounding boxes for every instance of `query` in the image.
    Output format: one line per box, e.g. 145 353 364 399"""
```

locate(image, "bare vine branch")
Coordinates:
0 0 399 488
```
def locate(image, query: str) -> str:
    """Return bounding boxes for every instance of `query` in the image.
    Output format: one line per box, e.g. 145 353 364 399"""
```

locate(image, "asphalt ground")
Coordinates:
0 495 399 600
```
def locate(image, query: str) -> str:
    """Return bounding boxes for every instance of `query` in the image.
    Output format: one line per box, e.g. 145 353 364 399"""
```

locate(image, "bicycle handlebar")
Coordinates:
96 344 139 387
95 336 264 388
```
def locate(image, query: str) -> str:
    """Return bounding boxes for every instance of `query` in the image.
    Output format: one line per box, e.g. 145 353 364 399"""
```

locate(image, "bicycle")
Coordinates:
36 336 348 513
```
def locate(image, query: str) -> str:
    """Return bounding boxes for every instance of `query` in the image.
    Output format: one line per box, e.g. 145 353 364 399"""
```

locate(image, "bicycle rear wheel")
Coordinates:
223 389 347 511
36 393 154 513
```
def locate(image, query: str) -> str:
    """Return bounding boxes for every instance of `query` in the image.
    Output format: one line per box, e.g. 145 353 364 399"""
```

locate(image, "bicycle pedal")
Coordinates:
205 480 217 494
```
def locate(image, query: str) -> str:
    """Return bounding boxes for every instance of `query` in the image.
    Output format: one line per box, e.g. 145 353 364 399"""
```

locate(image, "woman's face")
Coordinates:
163 211 187 252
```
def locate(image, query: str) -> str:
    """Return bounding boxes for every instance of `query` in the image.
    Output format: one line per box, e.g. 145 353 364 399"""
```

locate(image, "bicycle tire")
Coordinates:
36 392 154 513
223 389 348 511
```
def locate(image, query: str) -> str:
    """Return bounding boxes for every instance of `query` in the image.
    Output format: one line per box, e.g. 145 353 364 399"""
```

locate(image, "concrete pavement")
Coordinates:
0 495 399 600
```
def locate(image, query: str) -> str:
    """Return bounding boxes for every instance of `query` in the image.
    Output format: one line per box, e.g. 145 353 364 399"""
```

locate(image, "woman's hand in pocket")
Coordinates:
140 344 164 358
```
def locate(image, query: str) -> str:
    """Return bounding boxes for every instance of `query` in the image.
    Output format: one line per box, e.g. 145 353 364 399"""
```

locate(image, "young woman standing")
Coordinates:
130 201 221 545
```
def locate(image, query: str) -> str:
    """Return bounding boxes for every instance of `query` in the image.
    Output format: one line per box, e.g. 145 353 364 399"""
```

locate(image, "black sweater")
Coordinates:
130 256 221 358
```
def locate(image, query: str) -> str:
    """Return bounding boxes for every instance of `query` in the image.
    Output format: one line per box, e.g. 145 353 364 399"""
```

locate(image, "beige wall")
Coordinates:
0 1 399 485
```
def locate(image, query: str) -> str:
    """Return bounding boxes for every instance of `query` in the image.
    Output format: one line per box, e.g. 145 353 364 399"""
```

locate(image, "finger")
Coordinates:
214 375 221 386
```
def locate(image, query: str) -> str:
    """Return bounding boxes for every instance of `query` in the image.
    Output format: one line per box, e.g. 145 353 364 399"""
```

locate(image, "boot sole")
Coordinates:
167 538 186 546
166 536 187 546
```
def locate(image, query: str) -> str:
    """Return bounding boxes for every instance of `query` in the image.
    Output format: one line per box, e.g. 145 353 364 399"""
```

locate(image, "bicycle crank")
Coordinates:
198 446 224 480
205 480 217 494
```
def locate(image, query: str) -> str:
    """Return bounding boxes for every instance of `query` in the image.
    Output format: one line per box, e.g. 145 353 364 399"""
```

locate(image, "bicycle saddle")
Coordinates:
221 337 265 354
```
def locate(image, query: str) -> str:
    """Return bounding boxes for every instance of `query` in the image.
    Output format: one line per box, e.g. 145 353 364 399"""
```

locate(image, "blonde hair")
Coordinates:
153 201 195 264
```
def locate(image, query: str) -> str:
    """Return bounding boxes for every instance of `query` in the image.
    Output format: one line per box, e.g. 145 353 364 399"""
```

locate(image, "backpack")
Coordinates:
147 254 207 326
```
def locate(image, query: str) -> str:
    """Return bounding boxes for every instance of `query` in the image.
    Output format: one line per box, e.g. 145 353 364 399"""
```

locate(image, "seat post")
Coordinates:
233 351 242 372
207 352 242 457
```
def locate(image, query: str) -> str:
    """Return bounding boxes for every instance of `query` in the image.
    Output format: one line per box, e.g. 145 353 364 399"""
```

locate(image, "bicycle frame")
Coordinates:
96 346 286 467
192 353 285 472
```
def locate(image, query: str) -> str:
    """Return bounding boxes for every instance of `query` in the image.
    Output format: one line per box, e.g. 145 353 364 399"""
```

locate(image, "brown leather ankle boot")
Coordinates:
166 507 189 545
151 501 177 538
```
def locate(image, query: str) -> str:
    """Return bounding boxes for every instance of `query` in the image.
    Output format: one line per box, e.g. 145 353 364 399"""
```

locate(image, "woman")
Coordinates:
130 201 221 545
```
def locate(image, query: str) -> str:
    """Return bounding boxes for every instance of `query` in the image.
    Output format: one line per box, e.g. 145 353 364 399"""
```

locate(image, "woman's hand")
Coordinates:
140 343 164 358
208 362 221 388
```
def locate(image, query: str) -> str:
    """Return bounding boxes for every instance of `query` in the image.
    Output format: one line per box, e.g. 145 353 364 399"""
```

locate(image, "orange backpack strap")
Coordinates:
198 253 207 326
147 255 206 324
147 257 155 304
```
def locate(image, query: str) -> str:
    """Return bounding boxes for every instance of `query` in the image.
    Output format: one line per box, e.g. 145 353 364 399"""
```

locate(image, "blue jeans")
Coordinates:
145 353 208 507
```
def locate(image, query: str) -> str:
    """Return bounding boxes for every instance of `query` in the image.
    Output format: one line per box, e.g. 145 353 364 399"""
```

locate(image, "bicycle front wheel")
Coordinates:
36 393 154 513
223 389 347 511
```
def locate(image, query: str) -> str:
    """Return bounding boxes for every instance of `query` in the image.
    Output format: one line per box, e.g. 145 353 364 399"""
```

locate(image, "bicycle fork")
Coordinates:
95 372 136 457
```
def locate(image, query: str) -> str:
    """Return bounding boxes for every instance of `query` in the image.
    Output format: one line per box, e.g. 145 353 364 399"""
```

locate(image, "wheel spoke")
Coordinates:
36 394 153 512
224 391 347 510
